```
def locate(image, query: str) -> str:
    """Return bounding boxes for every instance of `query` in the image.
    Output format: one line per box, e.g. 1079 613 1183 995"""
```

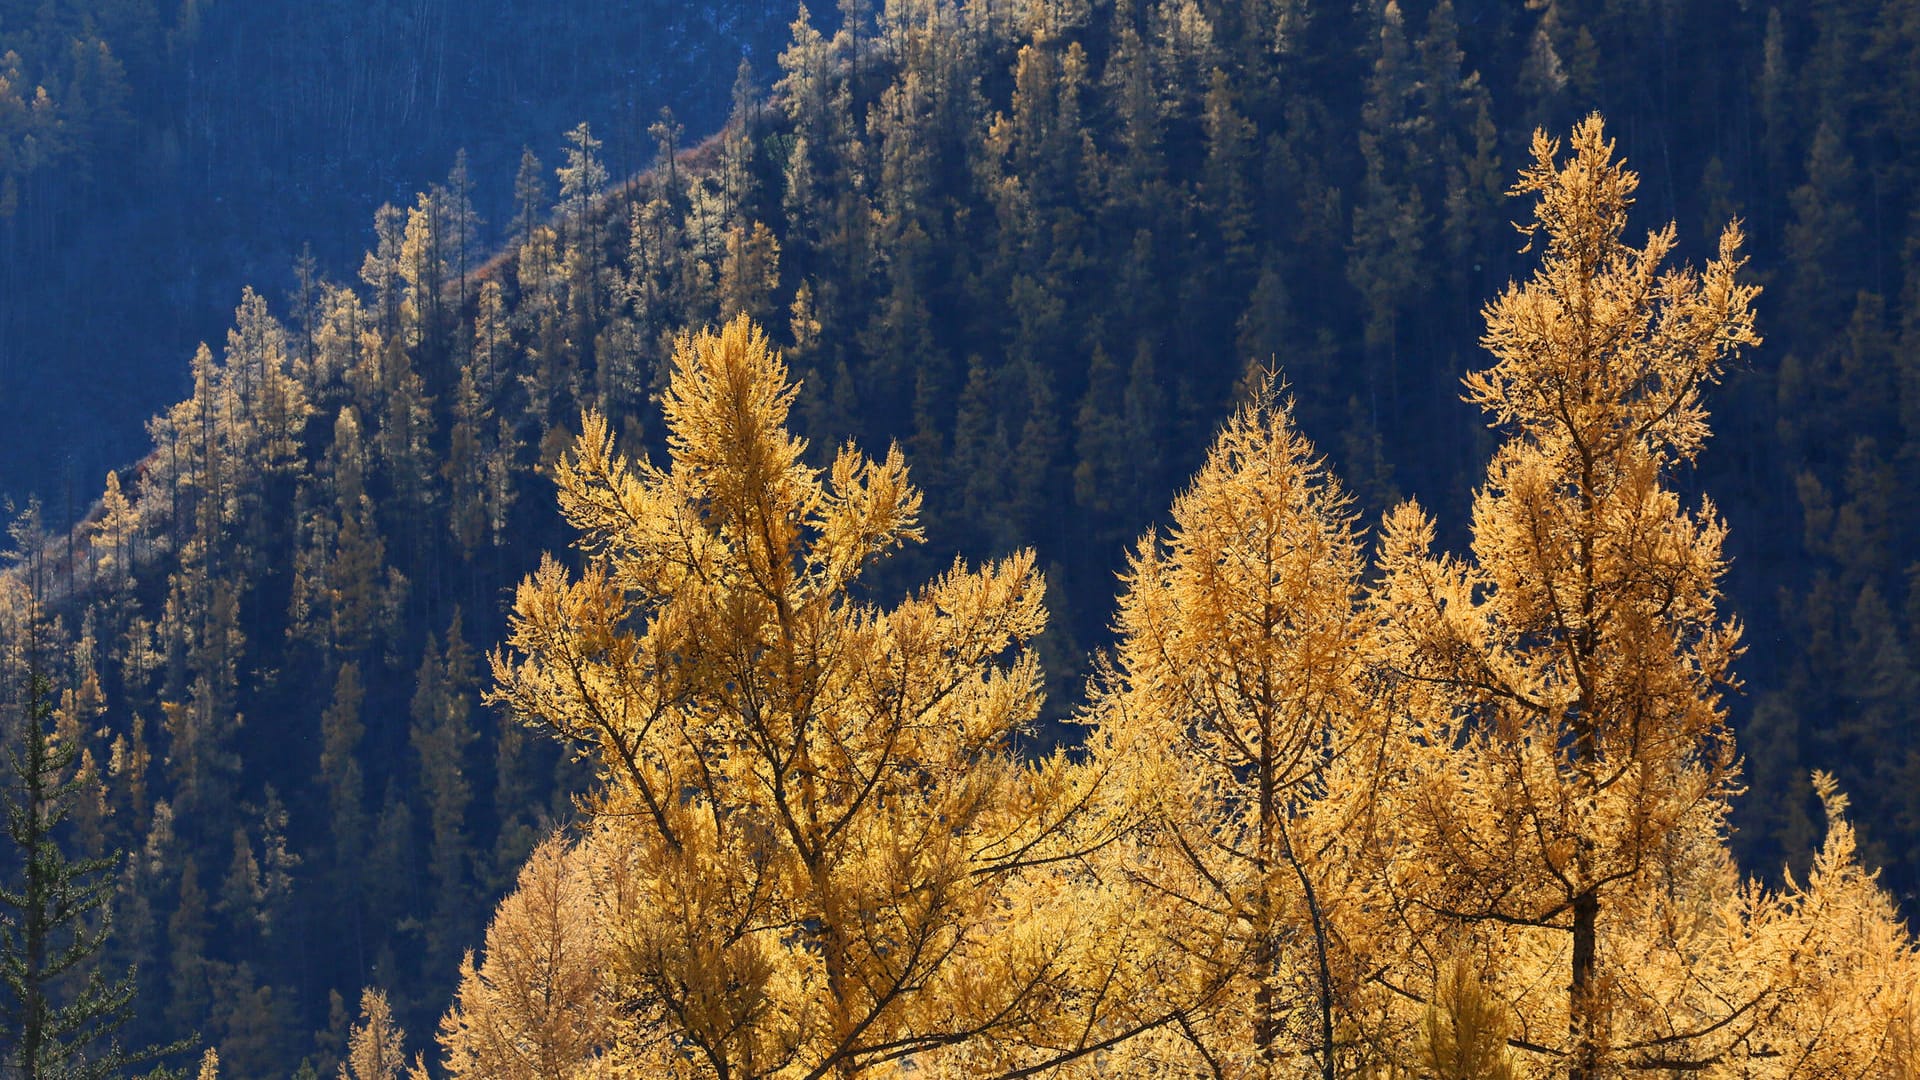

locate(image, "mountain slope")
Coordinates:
5 0 1920 1072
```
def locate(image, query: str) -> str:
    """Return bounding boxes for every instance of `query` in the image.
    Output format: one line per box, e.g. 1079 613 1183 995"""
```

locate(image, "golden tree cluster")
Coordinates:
447 118 1920 1080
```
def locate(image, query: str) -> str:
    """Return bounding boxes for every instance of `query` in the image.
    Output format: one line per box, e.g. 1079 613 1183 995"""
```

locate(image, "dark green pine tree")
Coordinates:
2 673 184 1080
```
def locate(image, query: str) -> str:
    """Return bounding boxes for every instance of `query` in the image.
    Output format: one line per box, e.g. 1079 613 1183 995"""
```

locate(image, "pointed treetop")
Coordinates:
1470 113 1762 469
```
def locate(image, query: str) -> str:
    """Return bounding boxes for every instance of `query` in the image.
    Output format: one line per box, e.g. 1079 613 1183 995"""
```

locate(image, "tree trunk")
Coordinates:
1570 888 1599 1080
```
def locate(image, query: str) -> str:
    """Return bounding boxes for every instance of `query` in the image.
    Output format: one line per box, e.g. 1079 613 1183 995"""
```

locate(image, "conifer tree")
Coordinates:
721 57 763 220
361 205 408 345
1416 958 1517 1080
556 122 607 255
647 109 684 203
950 355 1015 553
472 280 510 397
444 151 481 332
1368 115 1762 1079
1086 372 1366 1076
512 147 547 250
1749 772 1920 1075
445 365 491 559
1350 0 1428 372
1784 119 1863 333
718 221 782 327
165 856 212 1038
484 316 1122 1077
2 673 174 1080
1071 344 1130 521
411 613 480 972
400 191 448 354
91 471 137 589
1011 358 1066 547
438 835 608 1080
319 662 368 871
1200 68 1255 271
341 988 409 1080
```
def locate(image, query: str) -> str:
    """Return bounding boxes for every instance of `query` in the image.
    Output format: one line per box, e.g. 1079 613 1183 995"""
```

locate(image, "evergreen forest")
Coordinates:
6 0 1920 1076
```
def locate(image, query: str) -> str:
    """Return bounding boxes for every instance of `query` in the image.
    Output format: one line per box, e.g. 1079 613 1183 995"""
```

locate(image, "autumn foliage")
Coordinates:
436 117 1920 1080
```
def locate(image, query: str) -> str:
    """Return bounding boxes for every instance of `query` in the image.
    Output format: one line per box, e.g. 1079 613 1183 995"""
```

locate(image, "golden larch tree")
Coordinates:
1366 115 1761 1078
1083 373 1375 1078
483 315 1124 1079
1739 773 1920 1080
438 834 612 1080
341 988 409 1080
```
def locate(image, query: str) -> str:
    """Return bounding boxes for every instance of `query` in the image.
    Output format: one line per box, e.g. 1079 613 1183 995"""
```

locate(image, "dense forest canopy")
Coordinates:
3 0 1920 1076
0 0 796 513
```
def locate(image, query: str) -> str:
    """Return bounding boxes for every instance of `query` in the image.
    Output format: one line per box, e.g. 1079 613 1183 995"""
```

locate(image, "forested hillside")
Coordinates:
1 0 794 513
5 0 1920 1075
